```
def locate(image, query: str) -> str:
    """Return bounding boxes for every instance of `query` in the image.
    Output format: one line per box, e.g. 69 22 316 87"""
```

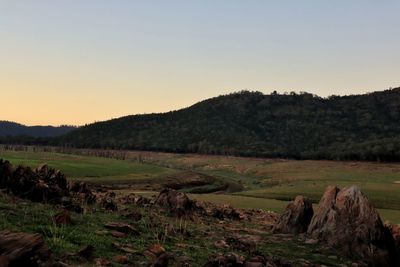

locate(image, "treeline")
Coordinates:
2 88 400 161
0 121 76 137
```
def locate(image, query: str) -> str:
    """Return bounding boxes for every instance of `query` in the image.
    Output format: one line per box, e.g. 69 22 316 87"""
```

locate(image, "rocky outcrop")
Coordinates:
0 160 97 213
307 186 398 266
0 161 69 204
155 189 194 216
0 231 50 266
273 195 313 234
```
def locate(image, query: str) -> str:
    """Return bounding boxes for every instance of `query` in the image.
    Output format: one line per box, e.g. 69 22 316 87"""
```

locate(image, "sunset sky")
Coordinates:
1 1 399 126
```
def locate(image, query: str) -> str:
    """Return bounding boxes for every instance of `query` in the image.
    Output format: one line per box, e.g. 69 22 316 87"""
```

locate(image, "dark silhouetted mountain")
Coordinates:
58 87 400 161
0 121 76 137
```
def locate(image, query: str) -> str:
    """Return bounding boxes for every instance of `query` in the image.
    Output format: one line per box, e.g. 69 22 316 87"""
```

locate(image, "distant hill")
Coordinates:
0 121 76 137
60 87 400 161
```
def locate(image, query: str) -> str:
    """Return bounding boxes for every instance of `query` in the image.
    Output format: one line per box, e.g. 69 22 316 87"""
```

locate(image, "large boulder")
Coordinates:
154 189 194 216
0 231 50 266
307 186 398 266
273 195 313 234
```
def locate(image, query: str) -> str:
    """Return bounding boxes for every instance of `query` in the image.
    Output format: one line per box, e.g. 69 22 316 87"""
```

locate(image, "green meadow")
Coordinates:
0 150 177 183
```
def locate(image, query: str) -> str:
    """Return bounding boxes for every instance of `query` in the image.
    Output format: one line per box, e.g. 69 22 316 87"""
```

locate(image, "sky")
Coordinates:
1 1 399 126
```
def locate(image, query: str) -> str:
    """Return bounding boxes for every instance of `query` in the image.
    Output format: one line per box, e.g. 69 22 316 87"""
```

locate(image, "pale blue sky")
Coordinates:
1 1 399 125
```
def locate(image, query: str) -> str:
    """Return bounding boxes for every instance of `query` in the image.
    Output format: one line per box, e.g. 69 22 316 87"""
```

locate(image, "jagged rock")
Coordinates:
0 230 50 266
100 192 118 211
104 222 139 235
273 196 313 234
307 186 399 266
0 160 98 210
68 182 96 204
0 161 69 204
155 189 194 216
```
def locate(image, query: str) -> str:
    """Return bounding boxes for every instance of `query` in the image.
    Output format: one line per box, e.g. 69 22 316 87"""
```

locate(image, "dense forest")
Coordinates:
0 121 76 137
2 88 400 161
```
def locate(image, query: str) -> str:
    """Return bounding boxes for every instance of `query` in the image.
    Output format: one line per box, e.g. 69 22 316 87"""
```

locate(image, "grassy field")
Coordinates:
126 152 400 211
0 150 177 184
1 148 400 223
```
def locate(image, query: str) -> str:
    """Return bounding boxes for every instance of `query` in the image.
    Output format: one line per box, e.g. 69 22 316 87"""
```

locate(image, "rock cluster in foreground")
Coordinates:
274 185 400 266
0 159 95 212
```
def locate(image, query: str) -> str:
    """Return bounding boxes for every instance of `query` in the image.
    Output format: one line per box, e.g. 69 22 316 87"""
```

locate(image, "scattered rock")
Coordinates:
120 193 151 206
68 181 96 204
304 238 318 245
112 242 137 254
104 222 139 235
95 258 111 266
0 230 50 266
123 210 143 222
146 244 166 257
152 252 174 267
52 210 72 226
307 186 399 266
95 230 109 236
204 253 245 267
273 195 313 234
113 255 128 264
155 189 194 216
77 245 95 259
195 201 247 220
214 240 229 249
100 193 118 212
176 255 191 266
111 231 127 238
226 234 261 253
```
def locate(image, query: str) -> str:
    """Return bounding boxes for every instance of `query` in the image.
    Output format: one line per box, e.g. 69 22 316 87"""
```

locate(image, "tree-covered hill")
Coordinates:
0 121 76 137
59 88 400 161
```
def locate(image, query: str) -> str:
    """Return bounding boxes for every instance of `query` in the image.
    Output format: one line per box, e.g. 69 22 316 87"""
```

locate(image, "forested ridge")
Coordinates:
57 88 400 161
0 121 75 137
2 88 400 161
